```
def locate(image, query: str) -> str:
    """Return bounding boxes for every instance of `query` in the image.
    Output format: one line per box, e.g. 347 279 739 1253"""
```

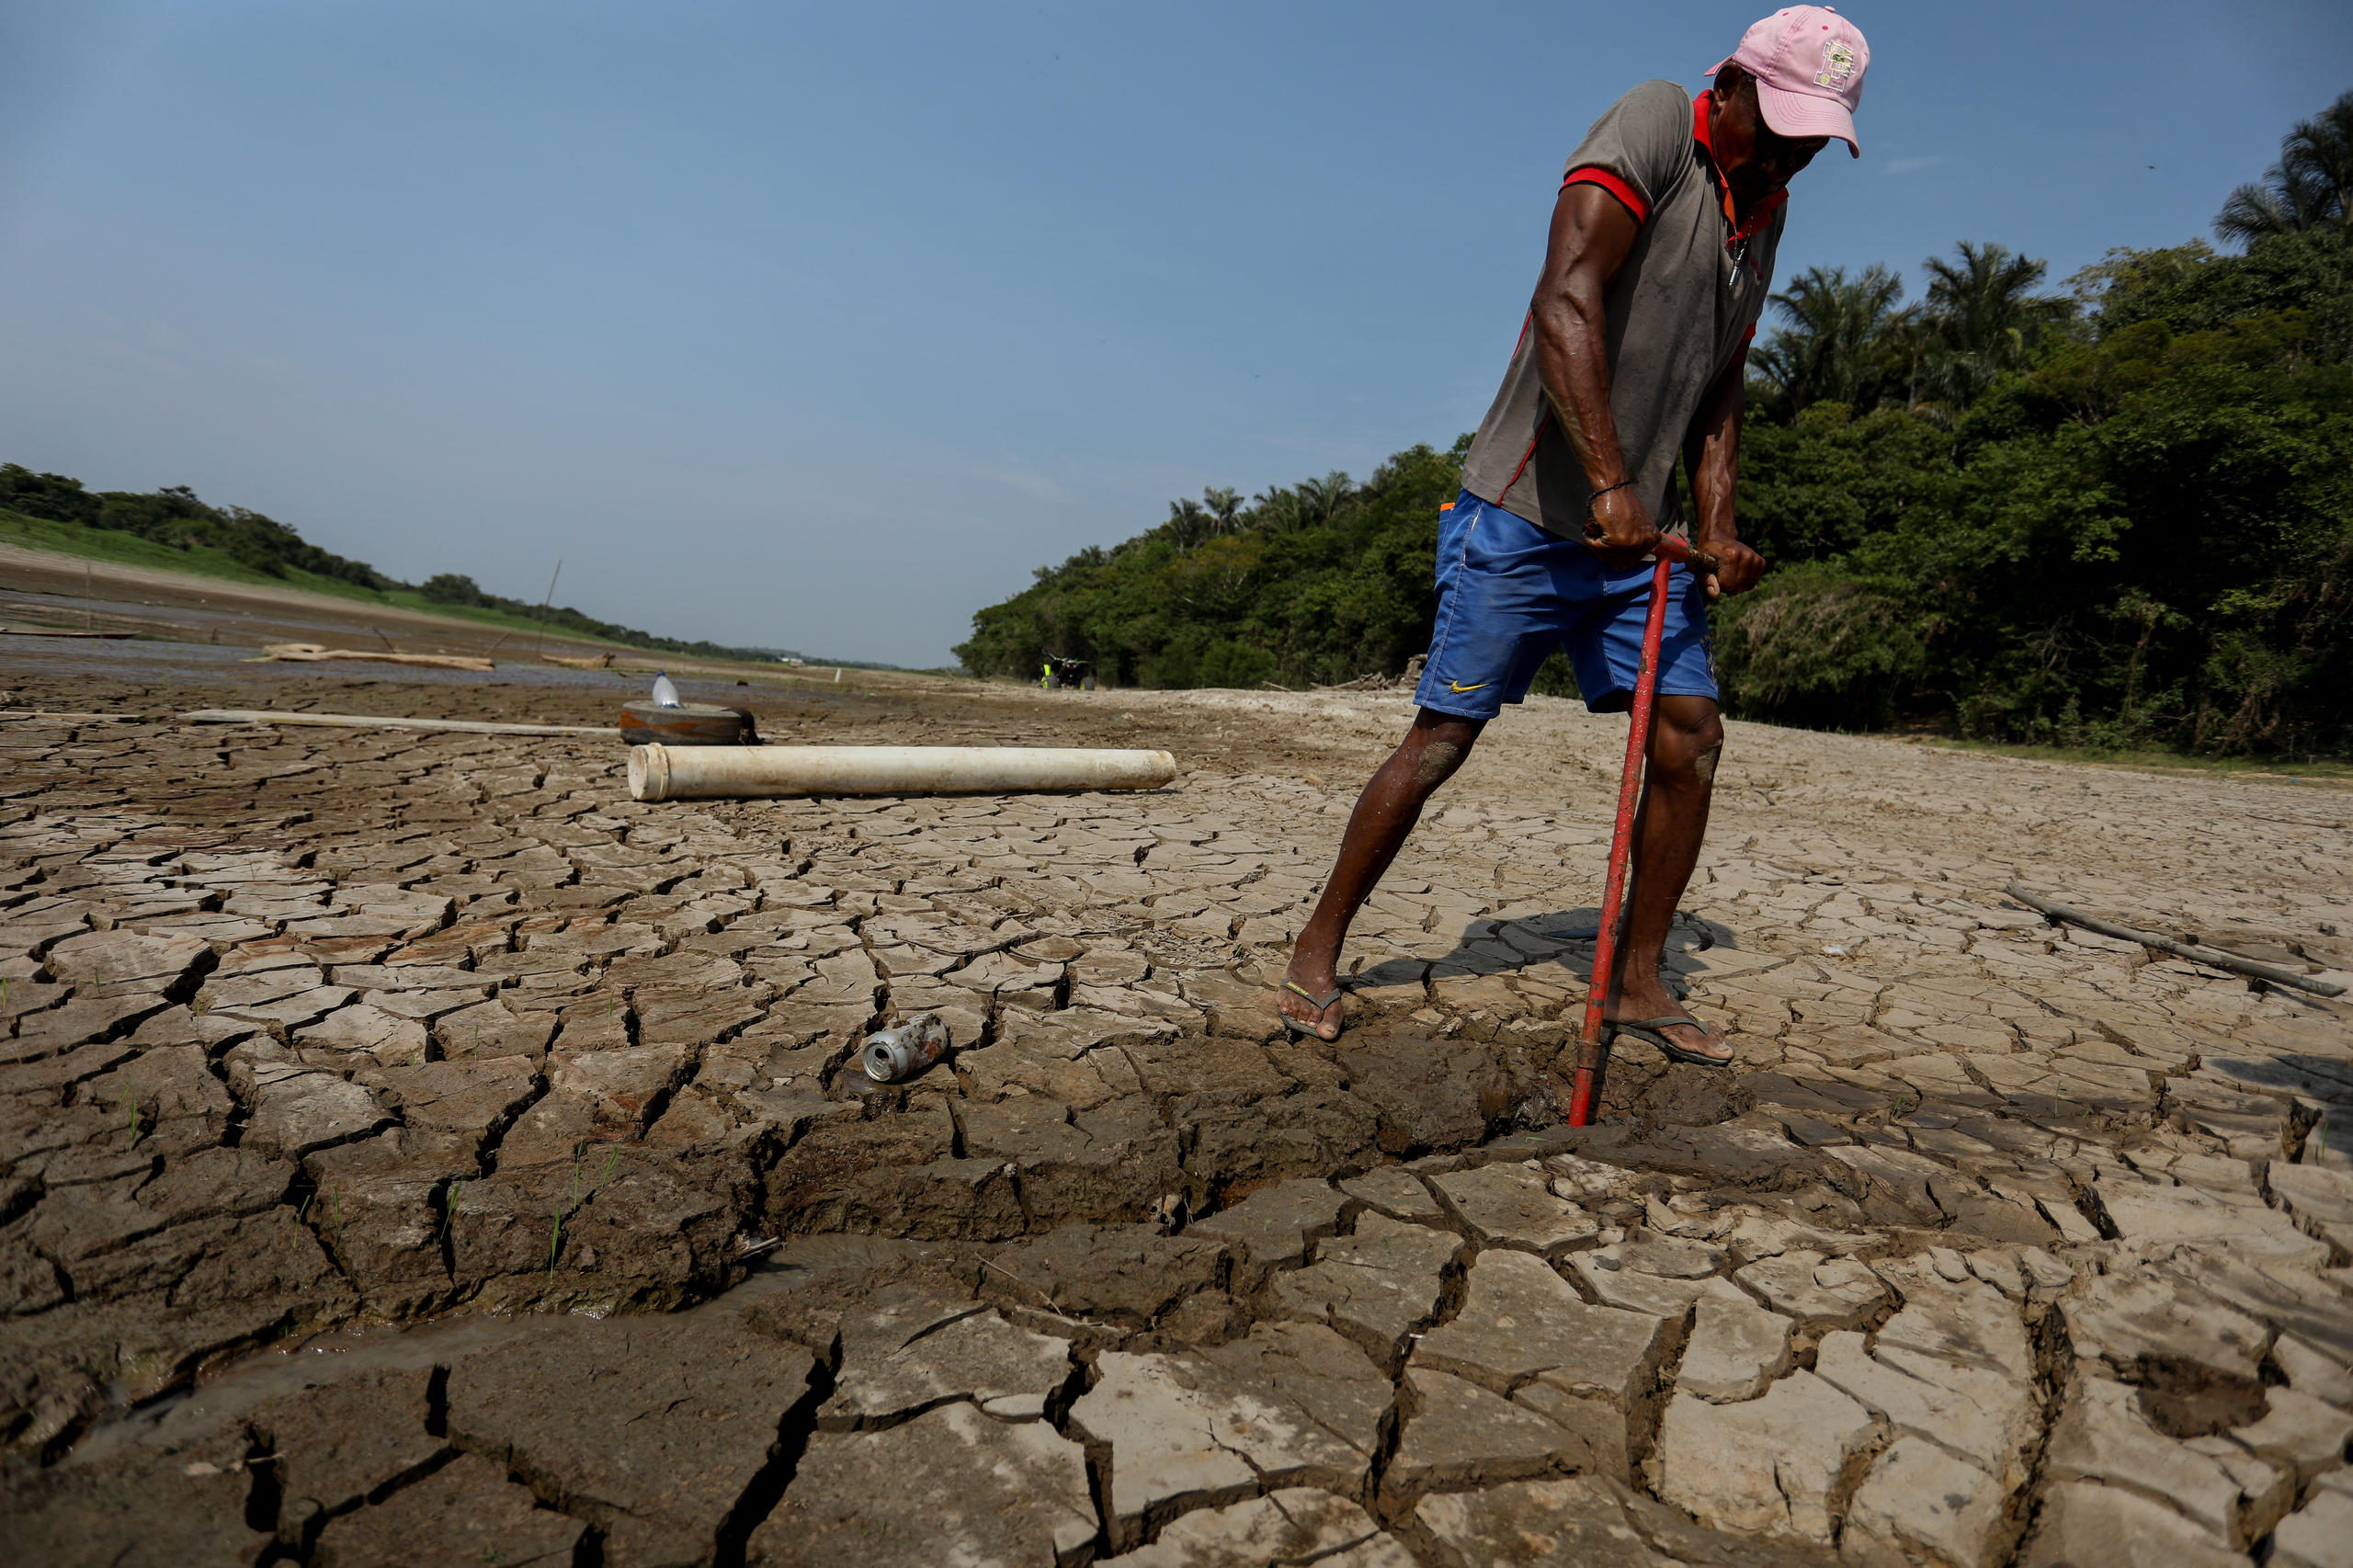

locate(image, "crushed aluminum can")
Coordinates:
1149 1191 1189 1235
861 1013 950 1083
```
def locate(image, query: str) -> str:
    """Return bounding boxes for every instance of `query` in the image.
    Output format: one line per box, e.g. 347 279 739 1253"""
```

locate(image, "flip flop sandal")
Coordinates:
1605 1017 1733 1069
1278 979 1345 1041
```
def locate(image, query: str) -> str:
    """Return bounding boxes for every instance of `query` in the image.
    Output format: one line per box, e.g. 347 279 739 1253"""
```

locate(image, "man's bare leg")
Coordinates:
1604 693 1729 1061
1279 709 1484 1039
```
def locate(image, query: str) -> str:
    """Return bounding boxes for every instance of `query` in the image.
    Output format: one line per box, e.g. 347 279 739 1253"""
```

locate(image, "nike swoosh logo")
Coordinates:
1449 680 1490 693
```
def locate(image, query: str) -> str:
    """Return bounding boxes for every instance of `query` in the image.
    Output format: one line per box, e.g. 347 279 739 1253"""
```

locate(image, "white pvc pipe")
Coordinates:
628 744 1177 801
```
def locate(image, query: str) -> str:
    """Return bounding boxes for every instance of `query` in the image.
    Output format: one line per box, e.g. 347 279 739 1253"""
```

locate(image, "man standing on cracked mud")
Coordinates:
1278 9 1870 1063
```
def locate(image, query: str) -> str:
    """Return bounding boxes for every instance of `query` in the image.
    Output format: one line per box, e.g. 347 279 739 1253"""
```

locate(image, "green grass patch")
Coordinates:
1907 735 2353 786
366 589 648 649
1 504 385 601
0 505 647 649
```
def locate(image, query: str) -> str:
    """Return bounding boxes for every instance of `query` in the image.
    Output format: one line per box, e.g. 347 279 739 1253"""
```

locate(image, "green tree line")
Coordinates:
958 91 2353 756
958 448 1465 691
0 468 801 666
410 572 803 665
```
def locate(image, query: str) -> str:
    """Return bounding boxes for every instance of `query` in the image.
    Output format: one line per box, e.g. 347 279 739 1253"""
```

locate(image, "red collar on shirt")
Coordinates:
1692 91 1787 248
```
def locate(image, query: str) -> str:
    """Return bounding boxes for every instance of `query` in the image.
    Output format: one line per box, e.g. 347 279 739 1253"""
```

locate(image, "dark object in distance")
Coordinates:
1042 654 1095 691
619 699 759 746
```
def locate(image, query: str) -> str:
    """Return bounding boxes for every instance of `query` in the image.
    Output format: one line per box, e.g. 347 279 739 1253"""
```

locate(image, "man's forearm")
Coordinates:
1677 345 1766 597
1684 348 1747 540
1529 186 1643 500
1534 288 1630 493
1527 185 1650 557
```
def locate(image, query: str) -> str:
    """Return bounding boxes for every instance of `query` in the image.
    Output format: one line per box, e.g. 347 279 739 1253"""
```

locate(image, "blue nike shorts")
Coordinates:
1413 488 1718 720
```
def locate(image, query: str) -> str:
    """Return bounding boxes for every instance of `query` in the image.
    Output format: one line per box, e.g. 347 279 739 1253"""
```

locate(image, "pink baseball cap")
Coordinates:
1707 6 1870 157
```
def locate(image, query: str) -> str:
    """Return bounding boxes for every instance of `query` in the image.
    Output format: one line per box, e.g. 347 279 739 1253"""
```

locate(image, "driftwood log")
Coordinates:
182 709 616 737
1 628 135 639
2004 881 2346 997
254 642 495 672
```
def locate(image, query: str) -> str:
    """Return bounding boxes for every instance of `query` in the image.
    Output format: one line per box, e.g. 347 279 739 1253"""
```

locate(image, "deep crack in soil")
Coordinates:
2 642 2348 1567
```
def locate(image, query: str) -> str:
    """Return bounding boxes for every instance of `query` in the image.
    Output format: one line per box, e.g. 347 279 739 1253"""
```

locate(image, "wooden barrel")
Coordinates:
618 700 760 746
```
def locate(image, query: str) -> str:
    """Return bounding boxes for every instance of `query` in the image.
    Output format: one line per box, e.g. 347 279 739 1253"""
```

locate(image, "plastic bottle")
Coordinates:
861 1013 950 1082
651 671 682 708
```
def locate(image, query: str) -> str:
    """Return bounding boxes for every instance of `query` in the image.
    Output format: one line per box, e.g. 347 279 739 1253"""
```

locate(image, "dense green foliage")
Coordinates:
961 92 2353 756
958 445 1463 690
1720 225 2352 754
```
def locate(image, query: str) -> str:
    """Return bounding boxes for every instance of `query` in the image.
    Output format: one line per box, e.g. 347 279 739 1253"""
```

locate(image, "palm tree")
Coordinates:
1916 242 2069 407
1201 486 1244 534
1751 264 1914 416
1250 485 1303 534
1294 472 1355 527
2215 91 2353 244
1163 497 1212 551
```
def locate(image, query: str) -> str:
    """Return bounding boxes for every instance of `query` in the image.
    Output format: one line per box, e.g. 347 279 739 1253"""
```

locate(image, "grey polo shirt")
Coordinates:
1460 80 1784 540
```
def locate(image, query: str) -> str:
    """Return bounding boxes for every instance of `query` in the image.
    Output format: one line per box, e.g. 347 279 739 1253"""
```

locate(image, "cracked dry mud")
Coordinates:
2 662 2350 1568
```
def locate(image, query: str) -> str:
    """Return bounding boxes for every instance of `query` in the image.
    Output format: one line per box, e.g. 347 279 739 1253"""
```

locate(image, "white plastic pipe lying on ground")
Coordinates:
628 744 1177 801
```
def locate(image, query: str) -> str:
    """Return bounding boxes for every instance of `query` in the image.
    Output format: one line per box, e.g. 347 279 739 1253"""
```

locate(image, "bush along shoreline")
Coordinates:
961 91 2353 759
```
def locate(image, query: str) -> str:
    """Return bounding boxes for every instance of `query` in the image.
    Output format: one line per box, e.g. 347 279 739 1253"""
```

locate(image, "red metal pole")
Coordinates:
1566 550 1680 1127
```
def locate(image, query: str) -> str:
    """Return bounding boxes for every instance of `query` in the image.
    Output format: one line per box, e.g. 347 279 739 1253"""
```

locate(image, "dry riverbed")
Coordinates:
1 648 2348 1568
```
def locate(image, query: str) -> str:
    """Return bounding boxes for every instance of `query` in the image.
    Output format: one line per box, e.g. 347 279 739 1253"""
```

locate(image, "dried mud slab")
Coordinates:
0 662 2347 1564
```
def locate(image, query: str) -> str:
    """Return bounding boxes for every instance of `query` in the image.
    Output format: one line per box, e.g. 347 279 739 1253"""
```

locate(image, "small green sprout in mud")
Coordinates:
548 1213 563 1275
600 1146 621 1184
298 1191 314 1223
122 1087 141 1147
440 1179 465 1240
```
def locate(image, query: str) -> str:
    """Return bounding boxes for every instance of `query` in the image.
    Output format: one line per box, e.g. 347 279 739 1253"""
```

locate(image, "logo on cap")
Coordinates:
1815 39 1858 89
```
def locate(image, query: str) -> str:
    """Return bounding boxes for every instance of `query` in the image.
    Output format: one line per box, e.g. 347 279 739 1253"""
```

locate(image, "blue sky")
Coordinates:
3 1 2346 666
